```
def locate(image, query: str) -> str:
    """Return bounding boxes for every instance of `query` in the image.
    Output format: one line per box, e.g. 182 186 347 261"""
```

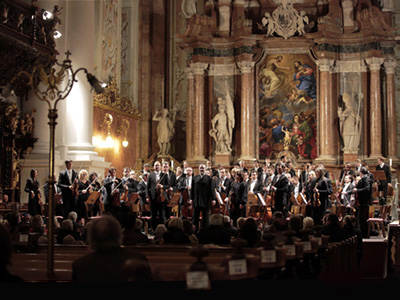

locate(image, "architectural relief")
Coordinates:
262 1 309 39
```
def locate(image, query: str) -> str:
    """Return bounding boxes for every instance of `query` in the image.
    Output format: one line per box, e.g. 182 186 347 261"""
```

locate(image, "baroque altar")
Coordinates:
175 0 399 168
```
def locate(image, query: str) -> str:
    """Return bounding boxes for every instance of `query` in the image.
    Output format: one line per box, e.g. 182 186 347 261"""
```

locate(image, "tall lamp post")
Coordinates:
11 50 104 276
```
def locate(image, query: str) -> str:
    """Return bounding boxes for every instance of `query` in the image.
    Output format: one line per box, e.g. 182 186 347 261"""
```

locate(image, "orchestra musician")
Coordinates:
137 172 150 217
146 161 170 231
226 170 247 227
76 169 91 221
125 171 139 197
312 167 333 225
177 166 193 218
251 159 263 176
376 156 392 205
191 164 217 232
337 162 355 187
339 174 355 214
353 166 372 237
58 160 78 218
102 167 123 214
24 168 42 216
86 172 103 217
270 163 290 216
303 170 316 217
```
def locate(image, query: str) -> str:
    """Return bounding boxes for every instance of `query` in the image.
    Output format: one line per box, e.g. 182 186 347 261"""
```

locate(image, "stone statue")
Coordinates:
337 92 362 153
153 108 175 156
209 93 235 154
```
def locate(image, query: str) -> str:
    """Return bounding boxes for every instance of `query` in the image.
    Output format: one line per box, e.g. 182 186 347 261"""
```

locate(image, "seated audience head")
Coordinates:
167 217 184 231
209 213 224 226
87 215 122 251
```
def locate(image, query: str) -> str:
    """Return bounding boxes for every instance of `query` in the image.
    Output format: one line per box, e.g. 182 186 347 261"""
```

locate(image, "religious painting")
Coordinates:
258 54 317 161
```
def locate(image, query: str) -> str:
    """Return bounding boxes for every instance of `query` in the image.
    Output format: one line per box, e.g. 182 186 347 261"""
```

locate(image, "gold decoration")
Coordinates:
93 77 140 118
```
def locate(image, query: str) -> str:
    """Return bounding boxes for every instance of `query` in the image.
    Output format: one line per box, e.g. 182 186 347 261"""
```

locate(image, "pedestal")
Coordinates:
214 153 231 166
343 153 359 163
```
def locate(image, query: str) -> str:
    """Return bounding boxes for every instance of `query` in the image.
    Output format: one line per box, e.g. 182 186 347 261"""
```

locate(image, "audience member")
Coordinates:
183 219 198 244
288 214 303 238
72 215 148 282
222 215 238 238
152 224 167 245
342 214 363 264
0 223 23 282
321 213 348 242
56 219 82 244
197 213 231 245
162 218 191 244
237 217 262 247
120 212 149 245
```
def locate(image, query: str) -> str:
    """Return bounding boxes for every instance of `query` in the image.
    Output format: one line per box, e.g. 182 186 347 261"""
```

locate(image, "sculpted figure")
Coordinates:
209 94 234 154
153 108 174 156
337 92 362 153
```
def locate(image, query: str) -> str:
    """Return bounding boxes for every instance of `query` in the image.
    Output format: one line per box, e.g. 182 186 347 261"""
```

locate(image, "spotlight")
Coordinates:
86 73 106 94
53 30 62 39
43 10 53 20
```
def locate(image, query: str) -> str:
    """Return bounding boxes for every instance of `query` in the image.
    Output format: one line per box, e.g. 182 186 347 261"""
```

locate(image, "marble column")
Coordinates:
384 59 399 163
317 58 337 164
237 60 255 163
190 62 208 163
185 67 194 161
366 57 385 160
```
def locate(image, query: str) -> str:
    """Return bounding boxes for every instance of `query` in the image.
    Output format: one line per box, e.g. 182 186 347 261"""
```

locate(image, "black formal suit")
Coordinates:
191 174 216 231
229 181 248 226
58 168 78 218
271 173 290 215
313 176 333 224
355 174 372 237
376 163 391 204
146 171 170 230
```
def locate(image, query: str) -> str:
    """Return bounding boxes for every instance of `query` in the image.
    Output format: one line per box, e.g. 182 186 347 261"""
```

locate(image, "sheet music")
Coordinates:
257 193 266 206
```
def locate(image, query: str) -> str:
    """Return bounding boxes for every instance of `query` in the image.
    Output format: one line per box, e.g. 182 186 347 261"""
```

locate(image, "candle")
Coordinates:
390 158 392 167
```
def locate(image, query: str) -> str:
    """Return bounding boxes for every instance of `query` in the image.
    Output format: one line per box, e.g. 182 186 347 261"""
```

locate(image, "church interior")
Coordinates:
1 0 400 288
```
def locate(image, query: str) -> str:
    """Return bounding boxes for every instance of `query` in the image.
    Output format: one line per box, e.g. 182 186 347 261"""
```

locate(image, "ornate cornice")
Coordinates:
93 77 140 119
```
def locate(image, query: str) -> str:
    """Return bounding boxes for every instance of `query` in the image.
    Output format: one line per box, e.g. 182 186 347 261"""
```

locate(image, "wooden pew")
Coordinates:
8 234 360 283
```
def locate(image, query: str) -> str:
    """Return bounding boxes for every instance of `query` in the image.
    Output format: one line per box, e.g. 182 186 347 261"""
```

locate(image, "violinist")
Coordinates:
87 172 103 217
125 171 139 197
146 161 169 231
24 168 42 216
137 172 150 217
58 159 78 218
76 170 91 221
228 171 248 227
103 167 123 213
312 167 333 225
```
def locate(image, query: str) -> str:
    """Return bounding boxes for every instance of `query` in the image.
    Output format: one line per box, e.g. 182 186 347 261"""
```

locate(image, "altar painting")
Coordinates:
258 54 317 160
